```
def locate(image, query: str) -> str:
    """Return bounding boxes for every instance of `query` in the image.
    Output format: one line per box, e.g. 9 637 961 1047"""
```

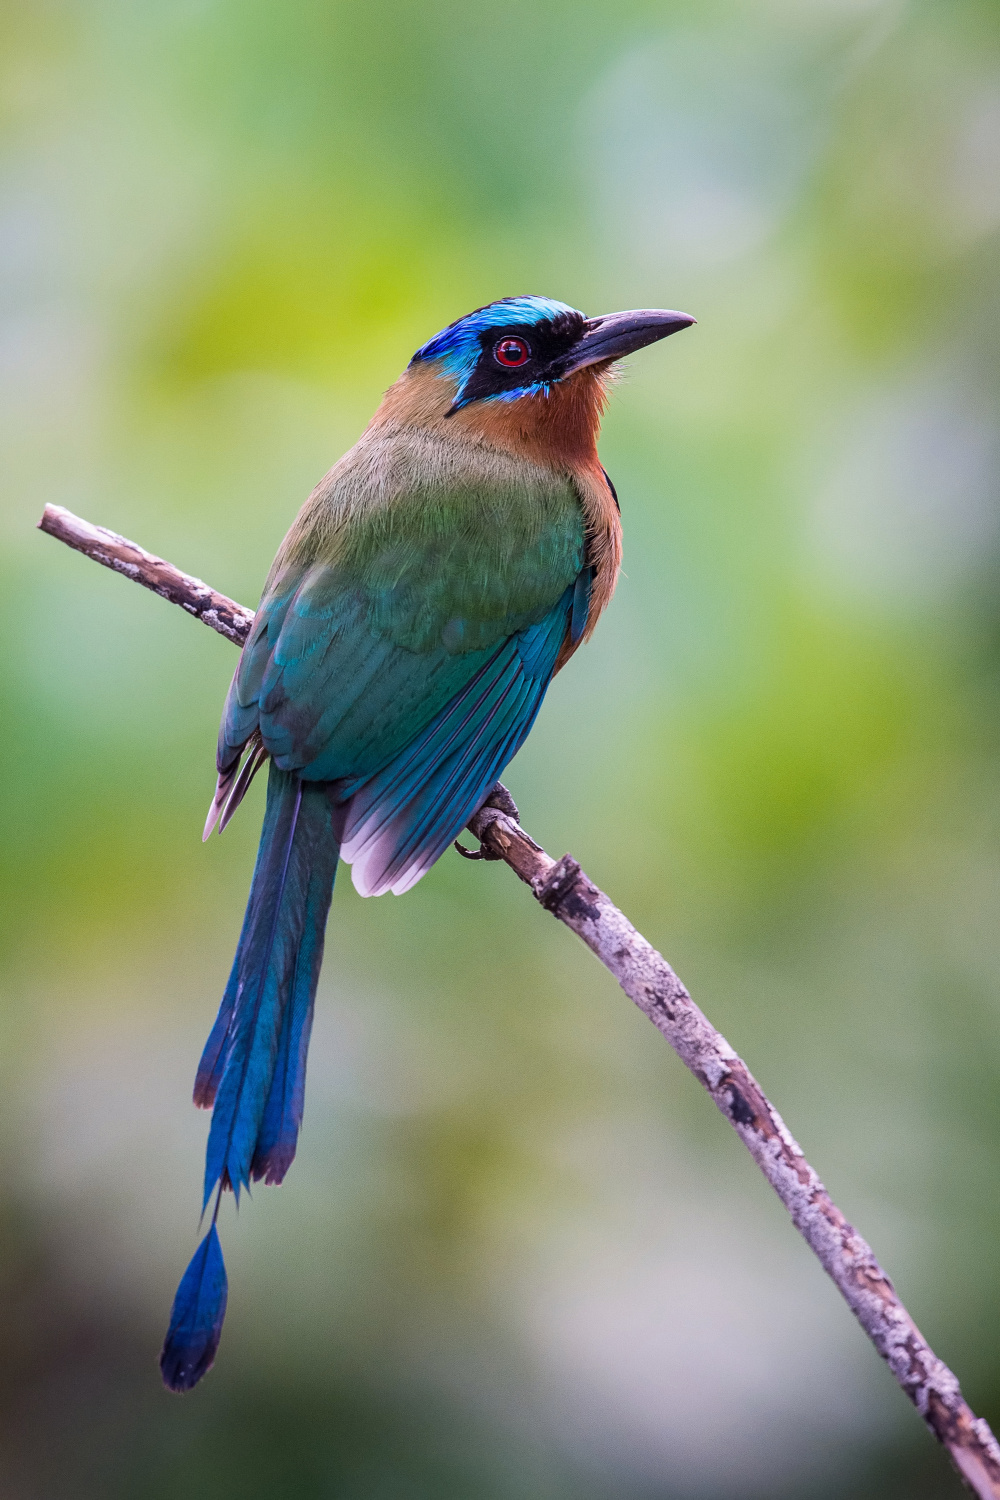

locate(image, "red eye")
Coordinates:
494 337 530 368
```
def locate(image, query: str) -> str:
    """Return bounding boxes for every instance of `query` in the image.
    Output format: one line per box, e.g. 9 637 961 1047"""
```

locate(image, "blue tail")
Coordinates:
161 764 338 1390
160 1222 228 1392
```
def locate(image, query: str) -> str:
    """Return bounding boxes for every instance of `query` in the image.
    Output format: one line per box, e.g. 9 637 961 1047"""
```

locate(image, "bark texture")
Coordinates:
39 504 255 645
39 503 1000 1498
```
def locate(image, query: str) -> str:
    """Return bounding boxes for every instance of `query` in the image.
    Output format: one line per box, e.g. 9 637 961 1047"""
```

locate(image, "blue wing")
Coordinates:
340 585 574 894
212 481 588 895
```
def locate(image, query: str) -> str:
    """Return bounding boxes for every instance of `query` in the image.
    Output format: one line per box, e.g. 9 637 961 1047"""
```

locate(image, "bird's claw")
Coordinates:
454 838 488 860
454 782 520 861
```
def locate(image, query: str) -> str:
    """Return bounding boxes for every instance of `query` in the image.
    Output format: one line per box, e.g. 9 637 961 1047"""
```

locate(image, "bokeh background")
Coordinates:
3 0 1000 1494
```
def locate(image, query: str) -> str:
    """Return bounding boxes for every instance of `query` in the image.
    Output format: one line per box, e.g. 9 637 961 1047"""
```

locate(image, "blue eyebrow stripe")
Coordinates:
413 296 579 364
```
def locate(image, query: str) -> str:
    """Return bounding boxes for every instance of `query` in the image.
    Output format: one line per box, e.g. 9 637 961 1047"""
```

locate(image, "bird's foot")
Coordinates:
454 782 520 860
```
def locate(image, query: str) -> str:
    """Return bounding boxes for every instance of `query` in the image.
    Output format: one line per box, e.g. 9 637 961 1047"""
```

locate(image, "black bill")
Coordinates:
562 308 696 374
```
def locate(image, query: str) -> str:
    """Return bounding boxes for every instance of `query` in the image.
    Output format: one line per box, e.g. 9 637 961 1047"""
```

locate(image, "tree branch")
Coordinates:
39 504 255 645
38 502 1000 1497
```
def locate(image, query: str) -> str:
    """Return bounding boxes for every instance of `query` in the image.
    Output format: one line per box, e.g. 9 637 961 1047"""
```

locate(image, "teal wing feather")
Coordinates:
217 460 586 890
340 587 573 894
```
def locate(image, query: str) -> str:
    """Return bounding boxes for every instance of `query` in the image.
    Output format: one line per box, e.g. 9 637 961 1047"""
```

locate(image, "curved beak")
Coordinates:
562 308 696 375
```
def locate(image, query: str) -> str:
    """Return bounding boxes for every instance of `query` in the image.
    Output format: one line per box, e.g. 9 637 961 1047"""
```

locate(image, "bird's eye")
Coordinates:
494 337 530 368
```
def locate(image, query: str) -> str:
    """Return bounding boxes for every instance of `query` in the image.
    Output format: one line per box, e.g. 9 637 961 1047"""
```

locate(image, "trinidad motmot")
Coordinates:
160 294 695 1392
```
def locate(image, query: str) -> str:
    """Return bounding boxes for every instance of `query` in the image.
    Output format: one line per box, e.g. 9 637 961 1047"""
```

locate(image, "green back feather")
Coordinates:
222 426 585 784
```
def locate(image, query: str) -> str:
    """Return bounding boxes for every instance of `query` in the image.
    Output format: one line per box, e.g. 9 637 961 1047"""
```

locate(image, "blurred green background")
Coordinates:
3 0 1000 1494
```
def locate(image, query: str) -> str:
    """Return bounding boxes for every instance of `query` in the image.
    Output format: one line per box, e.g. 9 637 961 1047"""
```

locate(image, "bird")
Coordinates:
159 294 695 1392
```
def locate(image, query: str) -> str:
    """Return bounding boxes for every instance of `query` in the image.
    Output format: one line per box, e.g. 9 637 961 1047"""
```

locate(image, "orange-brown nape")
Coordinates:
372 357 611 468
457 362 614 467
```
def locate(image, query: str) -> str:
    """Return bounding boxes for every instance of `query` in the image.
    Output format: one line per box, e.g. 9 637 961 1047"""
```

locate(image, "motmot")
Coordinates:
160 295 695 1391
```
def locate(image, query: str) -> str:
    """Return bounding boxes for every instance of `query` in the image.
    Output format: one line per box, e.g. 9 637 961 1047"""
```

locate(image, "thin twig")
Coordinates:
38 504 254 645
38 502 1000 1498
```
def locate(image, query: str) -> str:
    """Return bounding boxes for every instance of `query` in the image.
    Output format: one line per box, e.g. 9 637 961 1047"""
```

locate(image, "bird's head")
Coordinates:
376 295 695 463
